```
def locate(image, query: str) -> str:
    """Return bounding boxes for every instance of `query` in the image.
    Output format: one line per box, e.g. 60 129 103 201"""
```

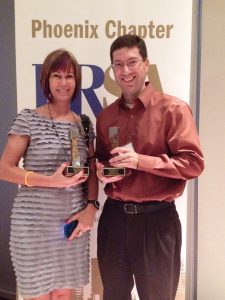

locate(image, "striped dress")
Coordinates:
9 109 94 298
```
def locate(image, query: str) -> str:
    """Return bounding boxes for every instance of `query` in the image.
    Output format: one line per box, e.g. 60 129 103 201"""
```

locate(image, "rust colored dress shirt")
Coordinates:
96 83 204 202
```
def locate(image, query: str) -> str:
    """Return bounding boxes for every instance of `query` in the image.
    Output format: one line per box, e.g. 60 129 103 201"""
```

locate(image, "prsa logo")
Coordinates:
33 63 161 118
33 64 121 118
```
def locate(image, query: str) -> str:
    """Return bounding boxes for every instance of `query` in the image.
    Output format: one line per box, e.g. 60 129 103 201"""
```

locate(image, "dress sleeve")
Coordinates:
8 109 31 137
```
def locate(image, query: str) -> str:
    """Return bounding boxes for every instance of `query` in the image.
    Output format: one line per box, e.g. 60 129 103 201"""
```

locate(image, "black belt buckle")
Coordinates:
124 203 138 214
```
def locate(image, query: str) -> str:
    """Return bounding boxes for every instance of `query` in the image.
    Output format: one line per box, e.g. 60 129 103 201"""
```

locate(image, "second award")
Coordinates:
64 128 89 177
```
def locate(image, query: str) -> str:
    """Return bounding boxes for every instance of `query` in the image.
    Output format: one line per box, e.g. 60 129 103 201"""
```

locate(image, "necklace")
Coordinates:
47 102 83 161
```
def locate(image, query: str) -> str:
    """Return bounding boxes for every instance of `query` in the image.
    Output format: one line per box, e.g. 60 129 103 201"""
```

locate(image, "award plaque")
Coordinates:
103 127 126 177
64 128 89 177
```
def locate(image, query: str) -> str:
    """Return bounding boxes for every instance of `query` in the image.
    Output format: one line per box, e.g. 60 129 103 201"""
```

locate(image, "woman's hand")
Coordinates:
65 204 97 240
48 163 88 188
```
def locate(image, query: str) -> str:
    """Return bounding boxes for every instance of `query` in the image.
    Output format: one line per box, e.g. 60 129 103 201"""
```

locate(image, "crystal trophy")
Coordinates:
103 127 126 177
64 128 89 176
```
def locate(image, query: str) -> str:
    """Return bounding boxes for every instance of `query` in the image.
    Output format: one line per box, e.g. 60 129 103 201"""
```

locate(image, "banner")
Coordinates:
15 1 193 298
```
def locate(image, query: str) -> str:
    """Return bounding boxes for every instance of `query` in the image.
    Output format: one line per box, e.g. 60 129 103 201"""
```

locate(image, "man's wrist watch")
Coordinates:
87 200 100 210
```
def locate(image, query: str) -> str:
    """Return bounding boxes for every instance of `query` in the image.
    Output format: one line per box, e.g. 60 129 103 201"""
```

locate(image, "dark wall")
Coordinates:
0 0 17 299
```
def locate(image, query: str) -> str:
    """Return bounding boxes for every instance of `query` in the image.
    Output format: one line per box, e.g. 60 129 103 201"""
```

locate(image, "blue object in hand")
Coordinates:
64 220 78 238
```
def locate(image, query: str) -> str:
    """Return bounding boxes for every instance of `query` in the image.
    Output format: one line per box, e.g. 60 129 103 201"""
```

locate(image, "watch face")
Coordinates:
88 200 100 209
95 200 100 209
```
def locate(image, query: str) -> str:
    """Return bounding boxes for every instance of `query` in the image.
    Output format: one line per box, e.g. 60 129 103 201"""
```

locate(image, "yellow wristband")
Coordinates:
24 171 33 187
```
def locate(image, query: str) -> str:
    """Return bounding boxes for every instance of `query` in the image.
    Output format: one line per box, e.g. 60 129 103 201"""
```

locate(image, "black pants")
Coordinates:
97 198 182 300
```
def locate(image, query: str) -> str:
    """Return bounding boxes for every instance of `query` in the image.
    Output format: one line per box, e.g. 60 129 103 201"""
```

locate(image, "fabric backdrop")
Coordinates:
15 1 193 298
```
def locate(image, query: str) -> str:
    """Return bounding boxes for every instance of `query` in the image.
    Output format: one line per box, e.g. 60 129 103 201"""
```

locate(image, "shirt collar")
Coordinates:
118 82 156 109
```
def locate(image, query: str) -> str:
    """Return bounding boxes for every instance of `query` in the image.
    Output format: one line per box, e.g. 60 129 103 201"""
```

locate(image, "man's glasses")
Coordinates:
111 58 143 71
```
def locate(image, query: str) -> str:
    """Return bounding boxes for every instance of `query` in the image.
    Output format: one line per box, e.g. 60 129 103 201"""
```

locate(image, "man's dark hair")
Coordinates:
110 34 148 62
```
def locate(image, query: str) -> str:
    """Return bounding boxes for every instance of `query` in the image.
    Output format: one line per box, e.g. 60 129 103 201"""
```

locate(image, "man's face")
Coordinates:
111 46 149 102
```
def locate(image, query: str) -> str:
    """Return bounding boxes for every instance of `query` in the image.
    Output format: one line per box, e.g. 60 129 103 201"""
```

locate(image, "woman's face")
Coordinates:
48 66 76 104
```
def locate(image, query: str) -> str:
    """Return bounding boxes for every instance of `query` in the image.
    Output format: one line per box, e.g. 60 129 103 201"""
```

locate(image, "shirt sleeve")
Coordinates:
96 117 110 164
8 109 31 137
137 102 204 180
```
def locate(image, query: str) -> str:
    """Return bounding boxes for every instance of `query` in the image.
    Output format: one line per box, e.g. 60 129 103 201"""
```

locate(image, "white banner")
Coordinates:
15 1 193 298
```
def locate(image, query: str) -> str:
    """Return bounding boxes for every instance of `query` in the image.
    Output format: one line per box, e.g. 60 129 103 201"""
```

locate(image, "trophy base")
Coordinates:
103 167 126 177
64 166 89 177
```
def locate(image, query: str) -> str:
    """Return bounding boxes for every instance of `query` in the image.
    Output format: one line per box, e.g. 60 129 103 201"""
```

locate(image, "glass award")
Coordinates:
103 127 126 177
64 128 89 176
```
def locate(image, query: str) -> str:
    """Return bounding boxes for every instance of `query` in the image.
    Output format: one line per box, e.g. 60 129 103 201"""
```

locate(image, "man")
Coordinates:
96 34 204 300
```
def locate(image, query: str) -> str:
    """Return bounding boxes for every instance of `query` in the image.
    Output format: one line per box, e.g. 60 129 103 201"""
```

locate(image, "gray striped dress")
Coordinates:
9 108 94 298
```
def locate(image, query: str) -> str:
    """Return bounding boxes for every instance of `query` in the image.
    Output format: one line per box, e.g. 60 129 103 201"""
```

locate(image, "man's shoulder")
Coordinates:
97 98 120 119
151 90 188 111
143 84 188 111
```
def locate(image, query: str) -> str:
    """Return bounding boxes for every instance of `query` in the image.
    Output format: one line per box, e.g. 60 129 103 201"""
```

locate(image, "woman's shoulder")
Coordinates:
33 104 48 116
18 107 37 117
19 105 50 120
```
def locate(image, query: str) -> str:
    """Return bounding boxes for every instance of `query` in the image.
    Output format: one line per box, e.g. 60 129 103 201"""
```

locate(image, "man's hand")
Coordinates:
109 147 139 169
96 162 124 183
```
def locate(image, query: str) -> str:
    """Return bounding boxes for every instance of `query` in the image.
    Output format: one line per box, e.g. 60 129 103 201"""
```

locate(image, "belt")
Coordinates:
107 198 174 214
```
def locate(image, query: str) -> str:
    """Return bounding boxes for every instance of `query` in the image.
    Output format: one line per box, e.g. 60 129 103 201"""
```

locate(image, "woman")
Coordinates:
0 49 98 300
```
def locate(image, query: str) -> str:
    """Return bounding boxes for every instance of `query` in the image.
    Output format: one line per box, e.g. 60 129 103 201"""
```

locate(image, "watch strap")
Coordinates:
87 200 100 209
